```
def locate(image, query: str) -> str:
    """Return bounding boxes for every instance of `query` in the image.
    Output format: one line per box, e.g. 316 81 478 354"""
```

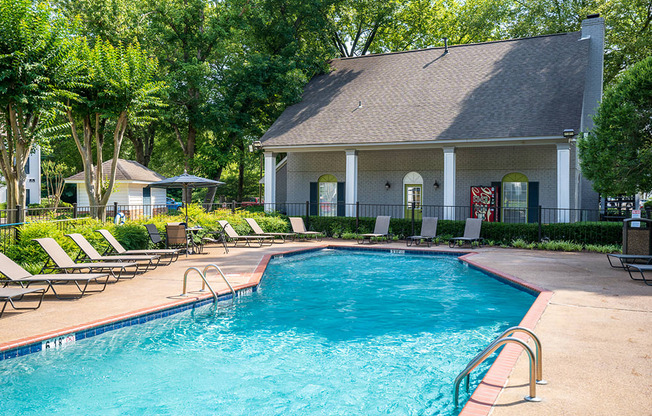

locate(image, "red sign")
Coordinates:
470 186 496 222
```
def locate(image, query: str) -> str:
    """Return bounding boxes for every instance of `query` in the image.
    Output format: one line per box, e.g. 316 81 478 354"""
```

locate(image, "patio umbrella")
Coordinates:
147 171 224 224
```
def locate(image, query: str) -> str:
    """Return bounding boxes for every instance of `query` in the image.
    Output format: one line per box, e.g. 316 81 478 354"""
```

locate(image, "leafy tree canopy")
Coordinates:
578 55 652 196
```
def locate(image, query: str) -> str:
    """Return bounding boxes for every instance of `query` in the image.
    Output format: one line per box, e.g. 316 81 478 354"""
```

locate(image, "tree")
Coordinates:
578 56 652 196
0 0 76 220
42 160 72 212
66 40 165 218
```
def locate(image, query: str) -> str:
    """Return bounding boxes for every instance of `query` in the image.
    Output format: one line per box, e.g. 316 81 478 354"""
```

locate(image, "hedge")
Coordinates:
302 216 623 246
6 219 149 271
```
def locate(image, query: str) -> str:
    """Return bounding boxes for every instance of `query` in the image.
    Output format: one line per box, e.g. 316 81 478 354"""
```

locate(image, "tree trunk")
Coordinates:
127 123 156 167
237 147 245 203
68 110 128 220
0 105 34 222
202 166 223 209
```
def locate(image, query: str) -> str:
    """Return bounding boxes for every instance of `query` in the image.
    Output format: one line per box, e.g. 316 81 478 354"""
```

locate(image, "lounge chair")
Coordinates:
95 229 180 265
218 220 273 247
606 254 652 269
245 218 295 243
0 252 110 299
66 233 160 272
449 218 484 248
406 217 438 247
34 238 138 281
624 264 652 286
200 229 229 254
0 287 46 318
358 216 392 244
289 217 323 241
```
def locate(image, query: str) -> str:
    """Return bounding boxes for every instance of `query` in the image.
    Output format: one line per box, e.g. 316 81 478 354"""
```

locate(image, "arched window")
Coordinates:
318 174 337 217
403 172 423 219
502 172 528 223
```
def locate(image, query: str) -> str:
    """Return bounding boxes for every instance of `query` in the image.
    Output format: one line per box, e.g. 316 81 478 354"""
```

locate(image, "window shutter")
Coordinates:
309 182 318 216
491 181 502 222
527 182 539 223
337 182 346 217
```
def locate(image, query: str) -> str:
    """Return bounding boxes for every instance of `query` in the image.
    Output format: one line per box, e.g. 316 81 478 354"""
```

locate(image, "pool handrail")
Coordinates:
181 267 218 303
453 329 543 407
464 326 545 391
203 263 236 299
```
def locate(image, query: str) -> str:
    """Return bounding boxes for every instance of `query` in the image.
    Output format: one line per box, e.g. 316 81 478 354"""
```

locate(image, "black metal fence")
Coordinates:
0 201 637 247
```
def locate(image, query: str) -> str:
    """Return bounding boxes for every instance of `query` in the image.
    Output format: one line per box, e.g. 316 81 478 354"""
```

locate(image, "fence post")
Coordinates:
73 203 78 219
16 204 23 224
231 200 236 214
356 201 360 233
538 205 542 242
411 202 416 236
305 201 310 229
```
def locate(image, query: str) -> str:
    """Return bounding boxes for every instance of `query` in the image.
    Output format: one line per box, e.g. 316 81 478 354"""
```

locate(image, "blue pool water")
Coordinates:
0 249 535 415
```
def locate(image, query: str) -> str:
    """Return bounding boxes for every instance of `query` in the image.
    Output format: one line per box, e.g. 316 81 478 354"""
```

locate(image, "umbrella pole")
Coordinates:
185 184 189 256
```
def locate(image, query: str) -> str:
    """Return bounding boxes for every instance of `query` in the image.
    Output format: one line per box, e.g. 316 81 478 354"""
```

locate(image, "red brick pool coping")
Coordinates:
0 245 551 416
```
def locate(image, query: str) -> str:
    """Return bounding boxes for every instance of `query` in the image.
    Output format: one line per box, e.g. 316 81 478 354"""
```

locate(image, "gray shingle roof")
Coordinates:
261 32 589 147
66 159 166 183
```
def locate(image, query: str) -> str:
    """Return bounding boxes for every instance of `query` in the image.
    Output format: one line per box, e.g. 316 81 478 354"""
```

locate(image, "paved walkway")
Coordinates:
1 241 650 415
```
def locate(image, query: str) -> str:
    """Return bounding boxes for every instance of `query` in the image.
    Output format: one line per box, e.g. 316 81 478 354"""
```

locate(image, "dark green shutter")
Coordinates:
337 182 346 217
527 182 539 223
309 182 318 216
491 181 501 222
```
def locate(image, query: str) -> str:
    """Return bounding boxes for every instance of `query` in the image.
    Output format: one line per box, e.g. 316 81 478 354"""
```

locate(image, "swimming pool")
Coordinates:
0 248 535 415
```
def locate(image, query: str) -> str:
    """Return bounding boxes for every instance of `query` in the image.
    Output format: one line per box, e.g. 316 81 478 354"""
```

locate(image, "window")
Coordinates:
502 173 528 223
318 174 337 217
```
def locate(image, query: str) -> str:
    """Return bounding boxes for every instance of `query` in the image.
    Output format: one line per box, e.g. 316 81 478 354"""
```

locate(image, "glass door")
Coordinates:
404 184 422 219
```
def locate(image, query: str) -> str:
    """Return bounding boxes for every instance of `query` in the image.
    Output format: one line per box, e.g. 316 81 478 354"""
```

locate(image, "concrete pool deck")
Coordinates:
0 240 650 415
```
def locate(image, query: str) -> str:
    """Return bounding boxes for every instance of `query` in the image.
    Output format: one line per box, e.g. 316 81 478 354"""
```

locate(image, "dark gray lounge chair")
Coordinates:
0 287 46 317
0 252 110 299
289 217 323 241
66 233 160 272
34 238 138 281
245 218 295 243
406 217 438 247
95 229 180 265
359 216 391 244
449 218 484 248
625 264 652 286
606 254 652 269
218 220 273 247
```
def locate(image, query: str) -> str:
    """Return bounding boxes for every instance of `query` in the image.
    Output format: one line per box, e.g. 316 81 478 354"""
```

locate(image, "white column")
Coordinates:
264 152 276 213
345 150 358 217
557 143 570 223
443 147 456 220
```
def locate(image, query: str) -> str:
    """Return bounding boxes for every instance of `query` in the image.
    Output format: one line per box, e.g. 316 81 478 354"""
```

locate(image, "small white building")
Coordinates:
0 146 41 206
66 159 167 216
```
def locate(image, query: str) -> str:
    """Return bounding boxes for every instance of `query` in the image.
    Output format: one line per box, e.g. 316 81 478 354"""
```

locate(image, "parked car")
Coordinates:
241 197 262 207
166 197 182 210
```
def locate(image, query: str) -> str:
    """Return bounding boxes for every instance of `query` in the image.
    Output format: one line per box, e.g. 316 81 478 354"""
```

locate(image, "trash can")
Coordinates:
622 218 652 255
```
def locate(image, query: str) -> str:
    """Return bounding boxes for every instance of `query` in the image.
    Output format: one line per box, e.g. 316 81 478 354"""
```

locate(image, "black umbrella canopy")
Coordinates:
148 171 224 224
147 172 224 188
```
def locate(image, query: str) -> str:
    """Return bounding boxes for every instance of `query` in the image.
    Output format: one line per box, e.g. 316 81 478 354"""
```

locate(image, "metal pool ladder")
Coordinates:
453 326 546 408
181 264 236 307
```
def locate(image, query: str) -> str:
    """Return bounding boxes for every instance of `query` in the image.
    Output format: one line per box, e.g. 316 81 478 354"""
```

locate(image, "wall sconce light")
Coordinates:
434 181 440 189
562 129 575 138
248 140 263 153
385 181 391 190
